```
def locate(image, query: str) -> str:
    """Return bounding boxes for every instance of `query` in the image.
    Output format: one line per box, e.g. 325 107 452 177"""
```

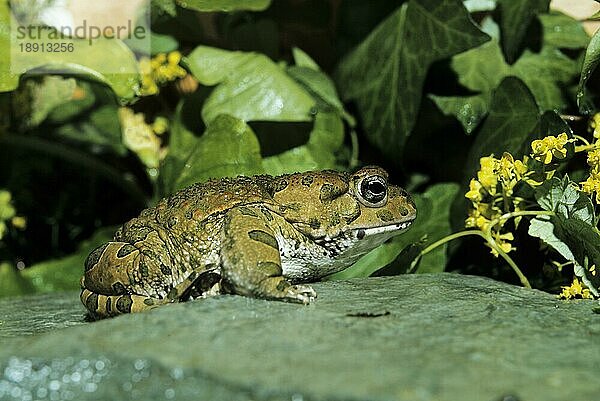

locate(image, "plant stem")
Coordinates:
419 229 485 256
419 210 556 289
573 135 590 147
575 142 599 153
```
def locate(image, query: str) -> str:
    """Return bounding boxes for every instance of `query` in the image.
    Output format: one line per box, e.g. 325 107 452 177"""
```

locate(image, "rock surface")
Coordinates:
1 273 599 401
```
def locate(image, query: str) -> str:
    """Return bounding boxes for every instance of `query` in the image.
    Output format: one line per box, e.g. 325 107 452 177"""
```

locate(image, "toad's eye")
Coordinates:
358 175 387 207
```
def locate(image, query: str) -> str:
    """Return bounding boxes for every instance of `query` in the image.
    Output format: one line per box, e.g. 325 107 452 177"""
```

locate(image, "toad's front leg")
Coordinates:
219 206 316 304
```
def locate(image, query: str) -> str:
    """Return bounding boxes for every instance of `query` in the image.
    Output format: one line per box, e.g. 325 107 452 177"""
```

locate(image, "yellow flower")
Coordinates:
514 157 528 177
580 172 600 204
530 133 572 165
497 152 527 193
139 57 159 96
465 205 494 231
152 117 169 135
167 51 182 65
10 216 26 230
0 190 16 240
477 156 498 193
587 149 600 172
465 179 483 202
0 190 15 221
119 108 166 169
497 153 515 181
138 51 187 96
559 277 593 300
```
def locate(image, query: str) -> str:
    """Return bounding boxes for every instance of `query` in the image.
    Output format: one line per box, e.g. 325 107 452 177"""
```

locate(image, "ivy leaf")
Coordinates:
175 0 271 12
292 47 321 71
185 46 316 124
1 0 140 100
577 27 600 114
288 48 355 126
463 0 496 13
431 28 579 133
287 67 345 116
535 176 595 224
54 105 126 156
14 227 115 295
262 111 345 176
3 25 140 101
496 0 549 64
539 12 590 50
158 101 200 197
0 263 35 298
152 0 178 17
463 77 539 182
334 0 488 159
328 183 459 279
529 174 598 295
529 216 600 296
171 114 264 191
393 183 460 274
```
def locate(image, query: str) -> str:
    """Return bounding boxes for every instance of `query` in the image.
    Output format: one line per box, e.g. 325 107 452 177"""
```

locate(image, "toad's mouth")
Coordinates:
352 219 414 239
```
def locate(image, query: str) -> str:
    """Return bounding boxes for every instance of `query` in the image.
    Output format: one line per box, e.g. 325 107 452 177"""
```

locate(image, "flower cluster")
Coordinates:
465 153 528 255
559 277 593 300
139 51 187 96
119 108 168 169
465 133 579 257
580 113 600 204
530 133 572 165
0 190 26 240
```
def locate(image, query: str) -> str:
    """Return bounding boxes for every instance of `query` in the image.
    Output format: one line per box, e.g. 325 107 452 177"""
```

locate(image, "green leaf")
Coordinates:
158 100 202 197
514 46 580 111
287 66 344 115
539 12 590 50
12 76 77 129
428 94 489 134
577 27 600 114
13 40 140 102
328 183 459 279
54 105 126 155
46 81 97 124
292 47 321 71
0 263 35 298
334 0 489 158
0 4 139 100
19 227 115 294
152 0 178 17
262 111 345 176
175 0 271 12
288 50 356 126
172 114 264 190
432 33 579 132
150 31 179 54
496 0 549 64
185 46 316 124
463 0 496 12
463 77 539 181
0 0 18 92
529 216 600 296
535 176 595 225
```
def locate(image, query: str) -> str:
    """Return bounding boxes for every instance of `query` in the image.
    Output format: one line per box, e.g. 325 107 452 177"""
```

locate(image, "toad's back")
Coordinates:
81 175 280 317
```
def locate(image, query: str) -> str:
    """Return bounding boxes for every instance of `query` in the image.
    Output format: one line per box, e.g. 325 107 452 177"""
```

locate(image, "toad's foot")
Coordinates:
285 284 317 304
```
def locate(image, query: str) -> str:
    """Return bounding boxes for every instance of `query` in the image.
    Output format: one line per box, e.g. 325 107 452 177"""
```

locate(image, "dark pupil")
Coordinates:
361 177 386 203
368 181 385 195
